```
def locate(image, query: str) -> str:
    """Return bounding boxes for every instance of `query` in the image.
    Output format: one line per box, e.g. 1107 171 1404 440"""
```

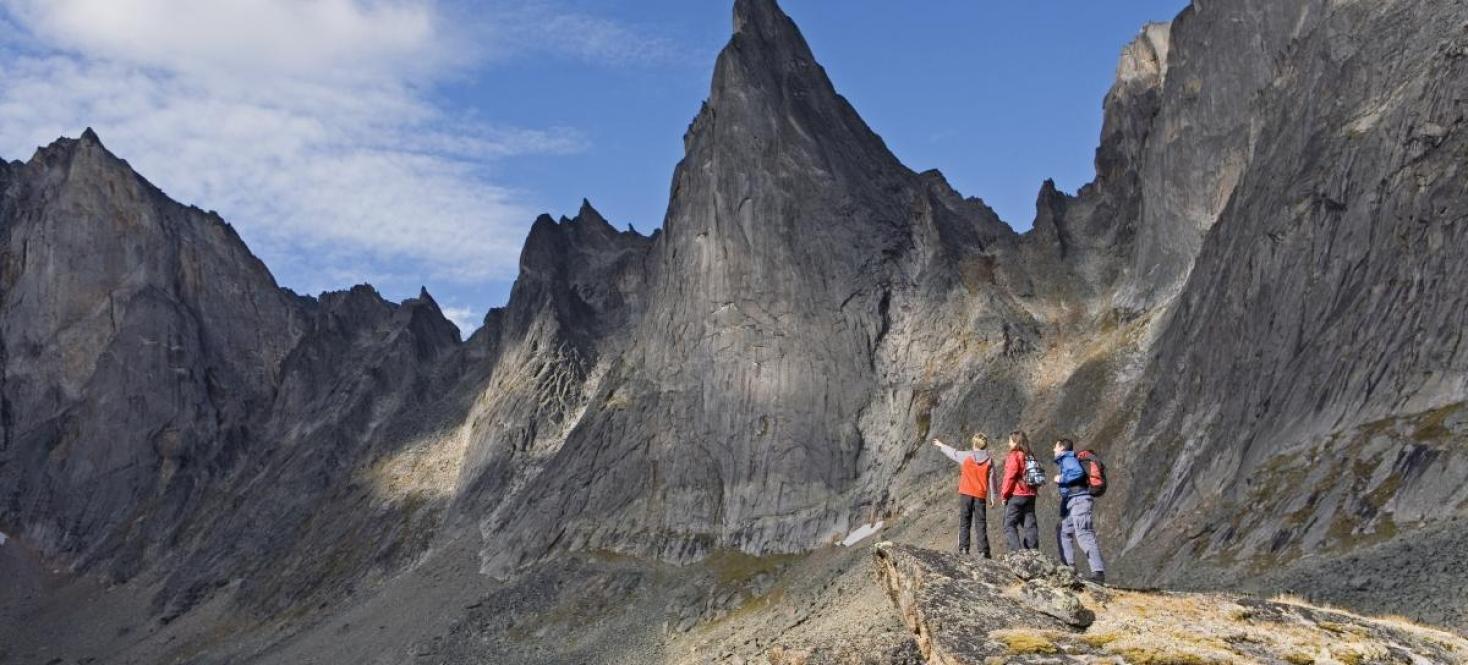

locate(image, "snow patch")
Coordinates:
840 521 883 547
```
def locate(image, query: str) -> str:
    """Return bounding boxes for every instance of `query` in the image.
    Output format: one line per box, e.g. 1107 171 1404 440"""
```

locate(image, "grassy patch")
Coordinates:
1079 632 1121 648
913 390 936 443
1109 647 1216 665
1411 402 1462 442
1317 620 1368 636
703 550 801 586
993 630 1060 655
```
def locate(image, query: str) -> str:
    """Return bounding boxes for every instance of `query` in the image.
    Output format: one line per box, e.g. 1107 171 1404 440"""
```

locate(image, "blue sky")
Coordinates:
0 0 1185 334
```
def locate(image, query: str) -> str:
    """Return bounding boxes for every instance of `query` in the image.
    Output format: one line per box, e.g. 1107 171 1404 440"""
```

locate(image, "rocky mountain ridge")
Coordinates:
3 0 1467 662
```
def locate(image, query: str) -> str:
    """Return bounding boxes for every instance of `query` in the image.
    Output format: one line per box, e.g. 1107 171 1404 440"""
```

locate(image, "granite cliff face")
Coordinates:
3 0 1468 661
1113 0 1468 626
473 0 1027 576
0 131 468 621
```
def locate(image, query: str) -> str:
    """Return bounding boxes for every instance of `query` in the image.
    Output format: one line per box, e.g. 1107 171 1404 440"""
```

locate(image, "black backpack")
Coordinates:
1076 450 1108 497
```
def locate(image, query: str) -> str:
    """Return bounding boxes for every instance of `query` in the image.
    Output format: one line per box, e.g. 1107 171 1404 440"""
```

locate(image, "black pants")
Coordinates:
1003 495 1039 551
958 495 990 557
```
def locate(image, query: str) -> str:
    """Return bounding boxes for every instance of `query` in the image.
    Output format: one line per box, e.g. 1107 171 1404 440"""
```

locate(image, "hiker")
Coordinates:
931 434 997 558
999 430 1042 551
1053 438 1106 584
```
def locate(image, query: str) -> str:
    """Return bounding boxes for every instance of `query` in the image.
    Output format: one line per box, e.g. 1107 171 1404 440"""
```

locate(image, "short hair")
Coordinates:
1056 438 1075 451
969 433 989 450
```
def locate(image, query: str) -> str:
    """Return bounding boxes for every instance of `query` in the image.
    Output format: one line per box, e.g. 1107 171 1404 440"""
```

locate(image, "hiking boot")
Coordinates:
957 546 970 555
1089 571 1107 585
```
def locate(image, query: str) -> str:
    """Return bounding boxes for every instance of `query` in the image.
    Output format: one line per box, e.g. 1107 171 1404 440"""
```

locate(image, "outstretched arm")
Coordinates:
931 439 963 464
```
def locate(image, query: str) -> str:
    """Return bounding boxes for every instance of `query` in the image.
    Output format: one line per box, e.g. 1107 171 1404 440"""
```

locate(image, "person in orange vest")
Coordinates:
931 433 997 558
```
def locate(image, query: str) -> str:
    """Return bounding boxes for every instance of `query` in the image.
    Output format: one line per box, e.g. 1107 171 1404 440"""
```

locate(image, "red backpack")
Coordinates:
1076 450 1108 497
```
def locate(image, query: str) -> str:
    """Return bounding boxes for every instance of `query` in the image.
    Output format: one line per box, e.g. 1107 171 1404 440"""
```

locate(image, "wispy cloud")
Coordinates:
3 0 450 81
0 0 682 328
472 1 693 67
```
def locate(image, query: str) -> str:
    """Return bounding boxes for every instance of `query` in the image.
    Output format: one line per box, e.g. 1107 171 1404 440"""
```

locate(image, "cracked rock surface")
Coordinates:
3 0 1468 662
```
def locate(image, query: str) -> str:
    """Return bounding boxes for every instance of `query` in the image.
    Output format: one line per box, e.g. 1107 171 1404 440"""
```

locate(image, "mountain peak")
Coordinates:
732 0 798 42
696 0 898 186
722 0 816 82
575 199 610 229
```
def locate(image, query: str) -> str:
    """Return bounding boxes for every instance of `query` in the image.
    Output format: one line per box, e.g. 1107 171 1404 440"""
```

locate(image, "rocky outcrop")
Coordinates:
454 201 652 513
874 543 1468 665
873 542 1090 665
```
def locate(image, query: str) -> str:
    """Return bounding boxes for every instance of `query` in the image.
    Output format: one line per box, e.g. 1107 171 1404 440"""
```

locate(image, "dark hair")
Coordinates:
1056 438 1075 451
1009 430 1032 456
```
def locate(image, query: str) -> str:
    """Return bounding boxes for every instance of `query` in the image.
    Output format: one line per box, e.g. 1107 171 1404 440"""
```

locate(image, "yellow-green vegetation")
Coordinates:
1110 647 1216 665
1077 588 1468 665
912 390 936 442
1196 398 1468 575
703 549 802 586
1322 499 1399 551
1411 401 1462 442
1079 632 1121 648
992 629 1060 655
1317 620 1367 636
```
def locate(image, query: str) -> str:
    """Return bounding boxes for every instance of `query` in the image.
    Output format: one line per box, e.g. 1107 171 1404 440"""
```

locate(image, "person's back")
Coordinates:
1056 450 1088 499
932 434 996 558
999 431 1041 551
1052 438 1105 584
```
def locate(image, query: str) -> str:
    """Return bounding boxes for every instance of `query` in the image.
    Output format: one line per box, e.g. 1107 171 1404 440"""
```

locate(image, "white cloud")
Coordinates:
440 306 482 337
0 0 680 303
3 0 447 82
474 1 691 66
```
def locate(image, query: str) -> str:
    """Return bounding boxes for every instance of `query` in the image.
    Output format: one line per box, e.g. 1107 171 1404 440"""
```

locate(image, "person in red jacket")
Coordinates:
931 433 996 558
999 430 1040 551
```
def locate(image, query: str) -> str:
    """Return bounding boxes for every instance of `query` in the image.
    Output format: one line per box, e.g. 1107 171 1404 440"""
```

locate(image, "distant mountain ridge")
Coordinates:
2 0 1467 661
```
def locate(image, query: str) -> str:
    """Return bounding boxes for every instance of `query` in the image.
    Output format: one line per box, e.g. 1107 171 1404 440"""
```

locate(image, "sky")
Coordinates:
0 0 1186 335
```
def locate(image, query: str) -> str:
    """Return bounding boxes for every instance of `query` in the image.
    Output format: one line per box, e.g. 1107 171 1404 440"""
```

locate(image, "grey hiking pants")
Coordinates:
1057 494 1105 573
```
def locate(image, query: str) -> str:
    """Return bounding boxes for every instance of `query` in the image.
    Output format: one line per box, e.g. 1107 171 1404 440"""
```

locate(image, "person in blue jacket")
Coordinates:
1052 438 1106 584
